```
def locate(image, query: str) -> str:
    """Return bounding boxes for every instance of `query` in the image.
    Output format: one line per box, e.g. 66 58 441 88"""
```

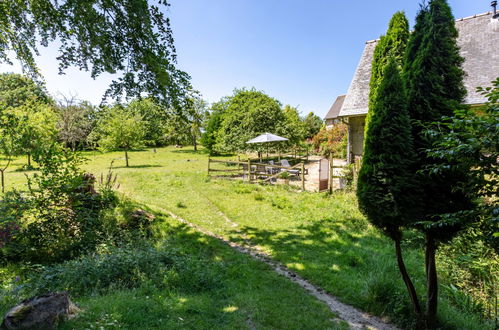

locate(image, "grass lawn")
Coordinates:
1 146 495 329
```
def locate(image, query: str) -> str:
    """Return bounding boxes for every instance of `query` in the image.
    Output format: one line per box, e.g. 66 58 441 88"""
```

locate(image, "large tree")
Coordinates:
217 89 287 153
366 11 409 131
0 73 51 109
0 1 190 106
403 0 474 325
357 59 421 316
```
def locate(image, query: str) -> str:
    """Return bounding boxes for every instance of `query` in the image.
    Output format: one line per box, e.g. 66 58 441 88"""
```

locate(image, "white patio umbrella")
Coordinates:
246 133 288 144
246 133 288 160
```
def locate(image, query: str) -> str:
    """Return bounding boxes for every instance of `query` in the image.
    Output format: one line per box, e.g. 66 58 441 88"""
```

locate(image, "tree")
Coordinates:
187 96 208 152
426 78 499 245
357 59 421 316
403 1 474 325
0 74 55 167
366 11 409 131
303 112 323 139
97 106 146 167
128 98 166 148
0 124 15 193
201 97 230 155
282 105 306 147
56 95 96 151
8 101 58 168
0 1 190 106
217 89 287 153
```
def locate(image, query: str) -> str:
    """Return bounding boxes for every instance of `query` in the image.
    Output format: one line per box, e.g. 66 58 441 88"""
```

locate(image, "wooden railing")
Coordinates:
207 157 306 191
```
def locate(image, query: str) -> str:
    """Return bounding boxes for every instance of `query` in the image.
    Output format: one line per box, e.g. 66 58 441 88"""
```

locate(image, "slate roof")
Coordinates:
339 12 499 117
324 94 346 119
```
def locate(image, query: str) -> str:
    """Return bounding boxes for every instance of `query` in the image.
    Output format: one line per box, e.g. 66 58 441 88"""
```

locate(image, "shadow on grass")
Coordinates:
227 216 422 328
113 164 163 169
170 149 210 155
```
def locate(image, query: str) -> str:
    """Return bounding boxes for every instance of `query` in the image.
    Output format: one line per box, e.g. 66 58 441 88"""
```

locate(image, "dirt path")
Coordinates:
149 204 399 330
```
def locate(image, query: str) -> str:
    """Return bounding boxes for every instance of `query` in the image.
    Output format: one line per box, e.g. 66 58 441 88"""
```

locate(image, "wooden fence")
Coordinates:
207 157 306 191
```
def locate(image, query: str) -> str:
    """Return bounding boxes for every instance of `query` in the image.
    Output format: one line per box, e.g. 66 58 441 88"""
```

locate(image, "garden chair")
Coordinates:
280 159 300 177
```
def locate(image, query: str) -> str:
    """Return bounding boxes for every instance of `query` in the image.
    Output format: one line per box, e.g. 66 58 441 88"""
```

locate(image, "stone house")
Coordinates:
337 10 499 163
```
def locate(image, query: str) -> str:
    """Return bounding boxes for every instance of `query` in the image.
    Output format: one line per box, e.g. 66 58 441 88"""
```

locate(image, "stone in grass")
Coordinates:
2 292 80 330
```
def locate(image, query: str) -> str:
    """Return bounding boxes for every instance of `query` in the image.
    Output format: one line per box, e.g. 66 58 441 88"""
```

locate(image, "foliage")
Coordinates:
56 96 96 151
127 98 167 147
163 113 192 146
6 101 59 168
303 112 324 139
357 59 422 317
357 60 417 240
216 89 287 152
437 225 499 320
0 0 191 106
0 73 51 109
201 98 229 154
186 95 208 151
97 105 146 167
366 11 409 131
425 78 499 243
282 105 306 147
311 123 348 158
402 0 474 325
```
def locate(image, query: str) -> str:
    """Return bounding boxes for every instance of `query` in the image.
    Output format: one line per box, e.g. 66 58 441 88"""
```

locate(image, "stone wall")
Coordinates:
347 115 365 163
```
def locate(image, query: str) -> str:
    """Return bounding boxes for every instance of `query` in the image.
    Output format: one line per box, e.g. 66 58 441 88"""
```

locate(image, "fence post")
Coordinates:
207 156 211 176
301 162 305 191
329 154 333 194
247 158 252 182
238 155 241 172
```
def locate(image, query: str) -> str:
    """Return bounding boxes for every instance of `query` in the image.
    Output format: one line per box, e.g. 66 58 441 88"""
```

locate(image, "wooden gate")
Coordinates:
318 158 329 192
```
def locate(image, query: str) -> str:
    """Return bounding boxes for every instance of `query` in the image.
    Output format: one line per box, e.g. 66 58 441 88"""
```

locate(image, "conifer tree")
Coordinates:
366 11 409 130
357 59 421 316
403 0 474 325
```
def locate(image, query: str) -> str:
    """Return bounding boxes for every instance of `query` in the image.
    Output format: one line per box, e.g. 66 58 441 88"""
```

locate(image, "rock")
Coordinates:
2 292 79 330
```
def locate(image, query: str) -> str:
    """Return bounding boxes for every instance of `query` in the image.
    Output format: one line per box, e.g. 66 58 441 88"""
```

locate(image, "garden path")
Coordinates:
148 203 399 330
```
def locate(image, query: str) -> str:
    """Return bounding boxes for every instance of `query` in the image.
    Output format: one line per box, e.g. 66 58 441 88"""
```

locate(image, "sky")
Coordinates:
0 0 491 118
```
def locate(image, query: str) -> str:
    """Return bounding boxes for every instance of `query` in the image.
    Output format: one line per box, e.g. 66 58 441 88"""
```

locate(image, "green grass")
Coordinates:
1 146 495 329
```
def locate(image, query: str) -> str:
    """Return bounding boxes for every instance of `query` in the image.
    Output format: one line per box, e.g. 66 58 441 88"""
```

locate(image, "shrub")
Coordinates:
311 123 347 158
0 147 155 262
25 244 224 297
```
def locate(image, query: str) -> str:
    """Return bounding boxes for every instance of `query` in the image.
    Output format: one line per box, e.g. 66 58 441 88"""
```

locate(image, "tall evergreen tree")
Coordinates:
403 0 474 325
357 59 421 316
366 11 409 130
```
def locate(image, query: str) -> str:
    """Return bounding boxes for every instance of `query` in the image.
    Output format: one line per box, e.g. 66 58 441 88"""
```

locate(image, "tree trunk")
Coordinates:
1 169 4 193
125 148 129 167
395 238 422 316
425 233 438 327
27 153 31 168
193 135 197 151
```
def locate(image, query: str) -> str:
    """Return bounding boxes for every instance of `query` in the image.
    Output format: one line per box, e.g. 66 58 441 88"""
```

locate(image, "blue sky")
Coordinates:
0 1 490 117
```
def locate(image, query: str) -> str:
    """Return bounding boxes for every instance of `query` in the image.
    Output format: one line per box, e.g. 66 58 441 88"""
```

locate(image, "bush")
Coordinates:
311 123 348 158
24 244 224 297
0 147 155 262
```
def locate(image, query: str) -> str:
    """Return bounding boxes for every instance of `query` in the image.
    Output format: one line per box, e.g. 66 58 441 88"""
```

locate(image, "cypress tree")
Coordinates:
403 0 474 325
366 11 409 131
357 59 421 316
